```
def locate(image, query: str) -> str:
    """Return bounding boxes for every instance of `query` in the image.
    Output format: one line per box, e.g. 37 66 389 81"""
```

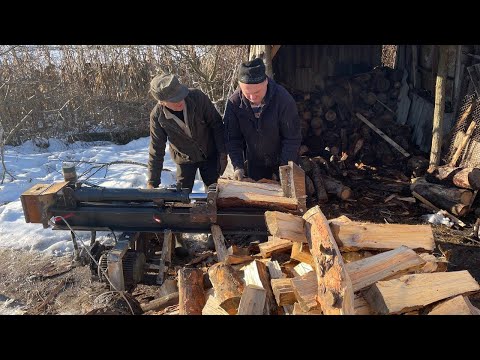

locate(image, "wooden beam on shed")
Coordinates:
429 45 451 171
272 45 282 59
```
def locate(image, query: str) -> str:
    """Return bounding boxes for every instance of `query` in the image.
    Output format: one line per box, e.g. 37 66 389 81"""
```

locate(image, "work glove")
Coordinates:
146 183 157 189
233 168 245 181
218 153 228 176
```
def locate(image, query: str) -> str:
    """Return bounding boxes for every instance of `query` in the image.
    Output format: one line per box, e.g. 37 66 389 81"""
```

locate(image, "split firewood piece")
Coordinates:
428 295 480 315
178 268 205 315
210 224 228 262
258 237 293 258
271 278 296 306
291 271 321 312
354 294 374 315
292 302 322 315
243 260 278 315
208 263 245 315
217 178 298 212
202 295 229 315
364 270 480 314
345 246 426 292
265 211 308 243
237 285 266 315
225 245 254 265
330 222 435 252
290 242 314 267
303 206 355 315
292 262 313 277
266 260 285 279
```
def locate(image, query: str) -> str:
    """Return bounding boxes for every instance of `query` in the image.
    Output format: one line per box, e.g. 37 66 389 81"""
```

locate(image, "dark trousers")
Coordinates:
247 163 280 181
176 155 219 191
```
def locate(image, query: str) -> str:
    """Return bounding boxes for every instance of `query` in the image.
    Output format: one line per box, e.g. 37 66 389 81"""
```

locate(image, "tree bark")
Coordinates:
178 268 205 315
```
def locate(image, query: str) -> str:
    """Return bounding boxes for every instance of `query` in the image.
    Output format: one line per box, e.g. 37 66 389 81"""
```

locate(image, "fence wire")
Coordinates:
446 89 480 168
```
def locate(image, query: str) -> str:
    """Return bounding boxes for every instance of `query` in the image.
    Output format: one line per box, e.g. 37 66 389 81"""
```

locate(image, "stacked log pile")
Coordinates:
142 206 480 315
410 165 480 224
289 66 420 206
294 66 412 169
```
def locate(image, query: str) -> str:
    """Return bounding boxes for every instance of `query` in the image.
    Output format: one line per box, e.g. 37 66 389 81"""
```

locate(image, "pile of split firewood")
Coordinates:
142 204 480 315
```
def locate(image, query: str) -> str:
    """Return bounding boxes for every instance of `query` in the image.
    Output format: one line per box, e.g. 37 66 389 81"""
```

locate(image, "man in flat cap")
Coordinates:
147 73 227 191
223 57 301 181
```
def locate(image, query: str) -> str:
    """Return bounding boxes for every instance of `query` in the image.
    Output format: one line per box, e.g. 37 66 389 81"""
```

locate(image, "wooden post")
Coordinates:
453 45 463 116
429 45 450 171
411 45 418 89
264 45 273 78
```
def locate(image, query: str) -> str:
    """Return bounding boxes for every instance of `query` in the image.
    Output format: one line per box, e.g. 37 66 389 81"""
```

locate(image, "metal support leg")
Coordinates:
70 231 80 261
90 231 96 246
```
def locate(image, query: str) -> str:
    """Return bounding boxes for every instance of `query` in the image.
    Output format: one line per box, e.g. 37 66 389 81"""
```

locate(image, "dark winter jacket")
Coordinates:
147 89 225 187
223 78 301 172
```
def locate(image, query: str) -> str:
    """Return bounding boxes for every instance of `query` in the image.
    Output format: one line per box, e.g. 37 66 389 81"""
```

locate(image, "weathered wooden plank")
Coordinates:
356 112 410 157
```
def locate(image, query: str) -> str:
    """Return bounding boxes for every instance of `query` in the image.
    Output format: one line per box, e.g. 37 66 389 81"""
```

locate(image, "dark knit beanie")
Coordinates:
238 58 266 84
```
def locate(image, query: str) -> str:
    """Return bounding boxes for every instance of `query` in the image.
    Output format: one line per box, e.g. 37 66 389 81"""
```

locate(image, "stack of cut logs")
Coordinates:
410 165 480 222
141 175 480 315
289 66 417 204
294 66 412 168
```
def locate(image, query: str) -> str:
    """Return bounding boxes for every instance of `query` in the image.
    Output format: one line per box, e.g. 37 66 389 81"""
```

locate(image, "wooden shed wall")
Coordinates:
272 45 382 92
395 45 480 153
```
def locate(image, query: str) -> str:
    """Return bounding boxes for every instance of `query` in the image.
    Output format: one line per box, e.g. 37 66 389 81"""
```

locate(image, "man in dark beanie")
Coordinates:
147 73 227 192
223 57 301 181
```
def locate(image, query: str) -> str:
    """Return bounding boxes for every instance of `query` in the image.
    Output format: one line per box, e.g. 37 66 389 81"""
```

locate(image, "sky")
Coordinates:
0 137 206 256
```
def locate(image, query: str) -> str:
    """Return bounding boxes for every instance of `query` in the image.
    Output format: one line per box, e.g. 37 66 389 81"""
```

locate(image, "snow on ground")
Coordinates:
0 137 205 256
